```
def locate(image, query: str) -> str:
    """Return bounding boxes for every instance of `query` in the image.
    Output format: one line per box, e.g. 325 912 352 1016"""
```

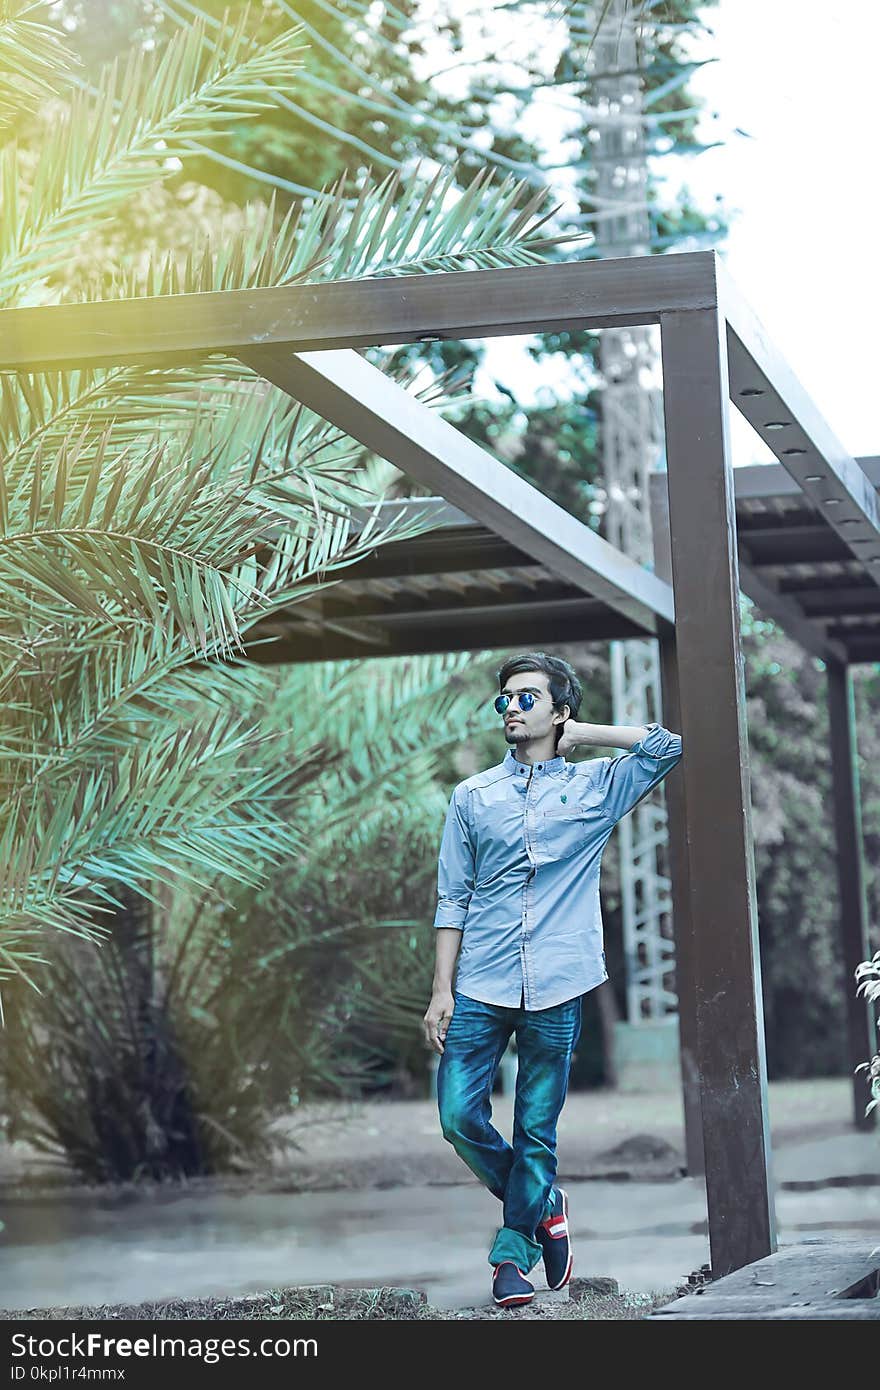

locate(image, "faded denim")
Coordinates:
437 989 583 1273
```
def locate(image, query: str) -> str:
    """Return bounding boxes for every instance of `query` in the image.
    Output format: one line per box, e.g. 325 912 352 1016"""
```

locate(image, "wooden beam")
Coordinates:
294 590 611 627
741 527 852 565
719 261 880 583
659 307 776 1277
243 609 641 663
795 587 880 618
327 532 538 581
347 465 880 522
842 640 880 665
732 456 880 500
0 253 718 372
240 346 675 634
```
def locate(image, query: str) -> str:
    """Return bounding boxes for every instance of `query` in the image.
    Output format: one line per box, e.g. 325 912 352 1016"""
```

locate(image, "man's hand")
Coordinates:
423 989 455 1055
556 718 585 757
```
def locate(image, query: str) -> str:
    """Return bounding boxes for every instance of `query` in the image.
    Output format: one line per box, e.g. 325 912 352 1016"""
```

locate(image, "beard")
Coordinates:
504 724 529 743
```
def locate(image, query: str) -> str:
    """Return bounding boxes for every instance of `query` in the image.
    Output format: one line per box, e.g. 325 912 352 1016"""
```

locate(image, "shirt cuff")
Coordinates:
433 906 466 930
630 721 682 759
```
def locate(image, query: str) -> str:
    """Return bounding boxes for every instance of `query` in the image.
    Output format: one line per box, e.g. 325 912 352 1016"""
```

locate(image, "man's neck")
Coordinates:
512 738 560 766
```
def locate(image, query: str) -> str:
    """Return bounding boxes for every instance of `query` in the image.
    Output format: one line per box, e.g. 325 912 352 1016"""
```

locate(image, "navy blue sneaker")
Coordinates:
492 1261 535 1307
536 1187 573 1290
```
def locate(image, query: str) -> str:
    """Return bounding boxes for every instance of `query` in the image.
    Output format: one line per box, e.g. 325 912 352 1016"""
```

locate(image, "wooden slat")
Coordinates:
243 607 645 663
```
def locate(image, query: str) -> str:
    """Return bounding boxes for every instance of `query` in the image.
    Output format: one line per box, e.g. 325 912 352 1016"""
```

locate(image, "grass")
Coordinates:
0 1284 685 1322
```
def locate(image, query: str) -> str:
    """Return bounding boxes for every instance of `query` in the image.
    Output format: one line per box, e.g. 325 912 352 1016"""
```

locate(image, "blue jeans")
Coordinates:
436 989 583 1273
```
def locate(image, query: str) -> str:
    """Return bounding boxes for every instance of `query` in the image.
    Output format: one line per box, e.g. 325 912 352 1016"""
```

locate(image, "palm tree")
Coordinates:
0 2 576 1176
1 649 500 1178
0 3 572 989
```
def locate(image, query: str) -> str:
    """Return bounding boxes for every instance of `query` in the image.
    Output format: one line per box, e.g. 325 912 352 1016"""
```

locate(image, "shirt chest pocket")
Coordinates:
540 807 592 859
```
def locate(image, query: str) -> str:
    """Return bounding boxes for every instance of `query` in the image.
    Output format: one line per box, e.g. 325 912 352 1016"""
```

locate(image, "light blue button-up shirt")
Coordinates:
433 722 683 1010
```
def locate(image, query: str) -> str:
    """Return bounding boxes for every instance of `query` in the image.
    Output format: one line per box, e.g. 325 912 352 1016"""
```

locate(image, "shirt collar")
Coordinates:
503 747 567 777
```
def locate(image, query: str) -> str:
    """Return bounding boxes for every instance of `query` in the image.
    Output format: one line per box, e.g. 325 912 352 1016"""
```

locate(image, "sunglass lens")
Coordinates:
520 692 535 711
494 695 510 714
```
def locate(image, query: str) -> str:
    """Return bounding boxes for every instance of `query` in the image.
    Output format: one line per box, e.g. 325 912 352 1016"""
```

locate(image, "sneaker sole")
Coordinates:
493 1290 535 1307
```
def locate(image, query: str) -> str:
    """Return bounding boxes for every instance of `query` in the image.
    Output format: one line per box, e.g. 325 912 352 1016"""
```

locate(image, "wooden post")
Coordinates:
659 306 776 1276
649 472 705 1177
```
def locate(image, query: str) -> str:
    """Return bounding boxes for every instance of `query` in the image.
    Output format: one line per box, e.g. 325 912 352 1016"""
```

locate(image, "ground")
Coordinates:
0 1283 680 1322
0 1076 854 1199
0 1078 872 1320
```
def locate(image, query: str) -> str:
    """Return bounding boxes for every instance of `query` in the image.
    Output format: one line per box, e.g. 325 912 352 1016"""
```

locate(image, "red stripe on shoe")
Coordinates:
543 1215 568 1237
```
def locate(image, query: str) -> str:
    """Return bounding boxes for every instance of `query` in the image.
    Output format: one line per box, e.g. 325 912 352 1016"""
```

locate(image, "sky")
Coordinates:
417 1 880 466
681 0 880 461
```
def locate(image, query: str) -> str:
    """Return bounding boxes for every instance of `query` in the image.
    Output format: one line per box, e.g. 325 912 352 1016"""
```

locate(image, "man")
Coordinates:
423 651 682 1308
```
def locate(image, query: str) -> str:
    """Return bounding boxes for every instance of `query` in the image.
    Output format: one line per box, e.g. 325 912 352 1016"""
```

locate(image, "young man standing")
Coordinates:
423 651 682 1308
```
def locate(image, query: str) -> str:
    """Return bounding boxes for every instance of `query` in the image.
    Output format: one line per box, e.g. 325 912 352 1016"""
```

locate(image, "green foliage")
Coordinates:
0 1 75 129
1 653 498 1173
0 0 567 989
53 1 725 525
0 9 309 304
736 606 880 1080
854 952 880 1117
0 0 582 1177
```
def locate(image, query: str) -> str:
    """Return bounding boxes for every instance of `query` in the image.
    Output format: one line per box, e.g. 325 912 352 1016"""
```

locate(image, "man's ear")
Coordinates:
554 703 571 725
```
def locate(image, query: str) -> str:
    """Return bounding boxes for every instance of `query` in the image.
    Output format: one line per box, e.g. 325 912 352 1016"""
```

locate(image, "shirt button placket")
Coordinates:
522 765 537 1010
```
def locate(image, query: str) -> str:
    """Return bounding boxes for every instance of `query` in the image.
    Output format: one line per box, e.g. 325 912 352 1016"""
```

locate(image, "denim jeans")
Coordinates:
436 988 583 1273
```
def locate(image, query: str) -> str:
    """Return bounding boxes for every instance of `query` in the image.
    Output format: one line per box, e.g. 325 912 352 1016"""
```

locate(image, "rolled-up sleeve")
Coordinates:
433 783 475 931
592 722 683 825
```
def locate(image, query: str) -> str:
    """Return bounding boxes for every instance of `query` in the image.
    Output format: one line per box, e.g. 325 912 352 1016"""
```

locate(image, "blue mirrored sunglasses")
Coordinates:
494 691 536 715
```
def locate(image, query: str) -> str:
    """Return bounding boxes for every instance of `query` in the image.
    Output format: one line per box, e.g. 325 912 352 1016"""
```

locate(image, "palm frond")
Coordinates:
292 163 586 281
0 1 75 130
0 418 445 663
0 704 317 978
273 651 497 858
0 10 307 304
0 162 540 471
0 3 579 1006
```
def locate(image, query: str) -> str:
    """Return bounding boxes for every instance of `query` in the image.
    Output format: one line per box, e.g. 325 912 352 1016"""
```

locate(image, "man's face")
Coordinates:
498 671 569 747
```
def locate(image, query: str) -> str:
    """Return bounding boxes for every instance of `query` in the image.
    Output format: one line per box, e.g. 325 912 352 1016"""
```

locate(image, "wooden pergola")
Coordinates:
2 250 878 1279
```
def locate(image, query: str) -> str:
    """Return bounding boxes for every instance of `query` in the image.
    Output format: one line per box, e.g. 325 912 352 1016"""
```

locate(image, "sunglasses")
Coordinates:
494 692 537 715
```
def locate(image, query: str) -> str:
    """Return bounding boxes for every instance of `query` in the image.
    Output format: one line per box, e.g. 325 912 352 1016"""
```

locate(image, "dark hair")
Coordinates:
495 652 583 747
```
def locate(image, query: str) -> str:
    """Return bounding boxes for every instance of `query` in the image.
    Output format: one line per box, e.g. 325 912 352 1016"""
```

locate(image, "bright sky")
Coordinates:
682 0 880 461
419 1 879 465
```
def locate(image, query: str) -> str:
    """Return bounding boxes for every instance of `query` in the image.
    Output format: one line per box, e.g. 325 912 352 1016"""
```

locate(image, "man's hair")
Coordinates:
495 652 583 746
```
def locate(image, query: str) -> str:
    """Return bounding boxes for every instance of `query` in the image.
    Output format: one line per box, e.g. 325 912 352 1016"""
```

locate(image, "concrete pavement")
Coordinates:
0 1126 877 1314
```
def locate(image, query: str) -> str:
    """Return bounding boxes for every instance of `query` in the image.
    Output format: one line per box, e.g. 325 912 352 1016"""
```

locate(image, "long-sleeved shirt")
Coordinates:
433 722 683 1010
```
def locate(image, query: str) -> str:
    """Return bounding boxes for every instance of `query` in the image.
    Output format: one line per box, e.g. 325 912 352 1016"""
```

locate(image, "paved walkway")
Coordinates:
0 1080 876 1313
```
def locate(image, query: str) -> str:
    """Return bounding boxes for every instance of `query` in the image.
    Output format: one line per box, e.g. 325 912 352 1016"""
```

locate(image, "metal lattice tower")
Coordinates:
588 1 677 1021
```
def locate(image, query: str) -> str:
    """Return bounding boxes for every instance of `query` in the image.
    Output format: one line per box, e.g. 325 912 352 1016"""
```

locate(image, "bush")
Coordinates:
855 949 880 1118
